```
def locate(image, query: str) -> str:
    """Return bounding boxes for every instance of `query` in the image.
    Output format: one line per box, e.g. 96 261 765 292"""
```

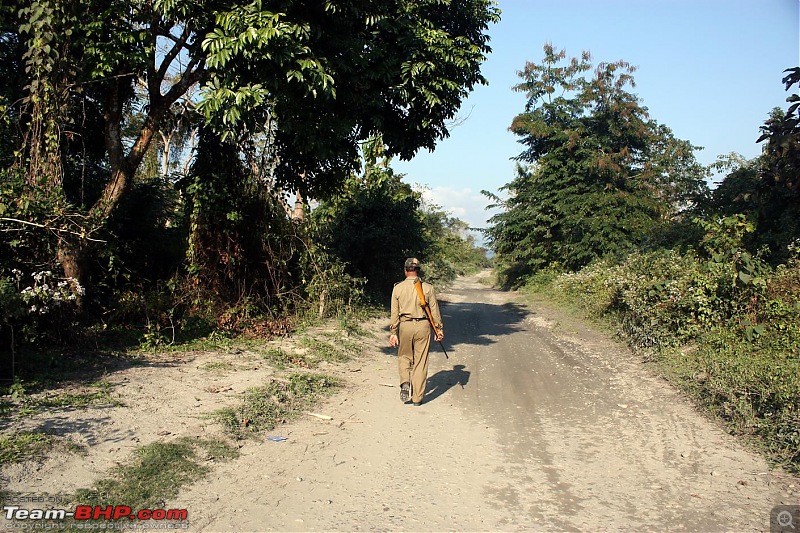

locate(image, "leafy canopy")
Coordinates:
484 44 707 280
195 0 501 197
1 0 499 288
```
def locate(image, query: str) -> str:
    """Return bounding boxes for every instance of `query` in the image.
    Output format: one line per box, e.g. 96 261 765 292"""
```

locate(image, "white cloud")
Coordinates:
412 183 501 234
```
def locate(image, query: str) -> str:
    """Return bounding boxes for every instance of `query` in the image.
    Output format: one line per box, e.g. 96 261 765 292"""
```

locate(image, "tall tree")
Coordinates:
4 0 500 285
485 44 707 278
706 68 800 263
753 67 800 261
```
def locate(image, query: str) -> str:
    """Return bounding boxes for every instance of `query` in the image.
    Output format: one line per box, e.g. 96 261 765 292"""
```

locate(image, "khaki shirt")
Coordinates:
390 277 443 335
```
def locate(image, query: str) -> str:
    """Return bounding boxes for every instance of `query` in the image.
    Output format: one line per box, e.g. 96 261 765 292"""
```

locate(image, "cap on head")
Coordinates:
404 257 421 271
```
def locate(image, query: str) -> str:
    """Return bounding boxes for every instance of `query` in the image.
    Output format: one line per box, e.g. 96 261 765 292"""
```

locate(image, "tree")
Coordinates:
484 44 707 279
753 67 800 261
4 0 500 285
417 196 491 285
311 138 429 300
312 138 489 300
182 127 298 310
703 68 800 263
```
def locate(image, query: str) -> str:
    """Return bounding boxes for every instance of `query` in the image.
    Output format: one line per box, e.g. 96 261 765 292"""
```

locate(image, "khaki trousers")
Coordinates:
397 319 432 404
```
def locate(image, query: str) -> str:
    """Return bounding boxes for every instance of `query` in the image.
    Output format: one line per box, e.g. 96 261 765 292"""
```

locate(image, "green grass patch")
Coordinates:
1 380 123 419
74 437 238 509
198 360 235 372
212 372 341 439
259 330 365 370
318 331 363 356
338 314 370 337
299 338 350 364
36 389 122 409
0 431 53 465
0 398 14 417
259 347 308 369
3 437 236 530
659 329 800 470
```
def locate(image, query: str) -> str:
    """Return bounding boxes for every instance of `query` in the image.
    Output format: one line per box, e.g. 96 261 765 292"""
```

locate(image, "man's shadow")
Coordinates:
424 364 470 403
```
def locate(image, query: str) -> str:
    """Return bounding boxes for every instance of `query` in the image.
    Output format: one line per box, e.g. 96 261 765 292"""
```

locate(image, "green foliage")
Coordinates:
102 177 188 286
418 198 492 286
0 431 52 465
312 139 490 301
1 0 499 355
485 45 707 281
298 241 366 320
752 68 800 261
337 313 370 338
0 170 64 268
663 328 799 470
702 69 800 265
183 128 301 317
311 142 430 300
0 266 84 354
197 0 500 197
0 6 26 169
517 67 800 470
0 276 25 323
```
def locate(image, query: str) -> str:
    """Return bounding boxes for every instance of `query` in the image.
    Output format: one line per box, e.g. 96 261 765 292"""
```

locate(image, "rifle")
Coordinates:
413 278 449 359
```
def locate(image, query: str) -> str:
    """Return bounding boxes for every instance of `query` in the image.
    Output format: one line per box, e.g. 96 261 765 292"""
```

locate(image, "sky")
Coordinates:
392 0 800 241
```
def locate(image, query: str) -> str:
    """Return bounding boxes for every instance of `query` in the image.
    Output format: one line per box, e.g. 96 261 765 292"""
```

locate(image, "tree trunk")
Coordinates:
91 80 161 221
160 130 171 176
293 191 305 220
56 240 85 310
292 171 306 220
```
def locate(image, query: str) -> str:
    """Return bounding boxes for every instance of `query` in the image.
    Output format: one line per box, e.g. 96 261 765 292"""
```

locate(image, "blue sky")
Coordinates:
393 0 799 238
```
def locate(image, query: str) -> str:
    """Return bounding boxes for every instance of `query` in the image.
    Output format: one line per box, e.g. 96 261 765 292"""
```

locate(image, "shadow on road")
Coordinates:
376 299 529 358
420 298 529 404
424 364 470 403
441 300 529 347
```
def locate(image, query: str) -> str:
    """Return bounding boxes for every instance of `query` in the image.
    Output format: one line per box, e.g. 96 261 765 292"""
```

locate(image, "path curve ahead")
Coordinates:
178 271 796 531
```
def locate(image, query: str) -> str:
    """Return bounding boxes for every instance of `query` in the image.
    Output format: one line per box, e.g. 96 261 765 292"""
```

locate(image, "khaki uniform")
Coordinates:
390 277 443 404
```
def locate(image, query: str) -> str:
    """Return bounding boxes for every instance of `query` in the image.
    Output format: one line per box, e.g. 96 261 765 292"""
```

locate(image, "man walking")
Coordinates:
389 258 444 406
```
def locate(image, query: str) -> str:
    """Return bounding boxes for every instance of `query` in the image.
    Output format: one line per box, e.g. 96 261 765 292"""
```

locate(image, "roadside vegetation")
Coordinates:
74 437 239 511
213 373 342 440
0 431 57 464
0 0 494 389
0 0 495 521
484 46 799 472
20 438 238 530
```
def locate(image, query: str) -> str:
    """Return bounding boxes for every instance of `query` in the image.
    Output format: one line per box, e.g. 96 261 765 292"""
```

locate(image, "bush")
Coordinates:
0 269 84 353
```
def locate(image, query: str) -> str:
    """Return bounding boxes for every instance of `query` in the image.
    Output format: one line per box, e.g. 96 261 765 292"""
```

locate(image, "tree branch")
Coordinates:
156 24 192 83
0 217 106 242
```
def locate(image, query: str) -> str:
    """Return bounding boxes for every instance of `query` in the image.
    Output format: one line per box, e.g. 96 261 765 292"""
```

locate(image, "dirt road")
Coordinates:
3 271 797 531
177 271 796 531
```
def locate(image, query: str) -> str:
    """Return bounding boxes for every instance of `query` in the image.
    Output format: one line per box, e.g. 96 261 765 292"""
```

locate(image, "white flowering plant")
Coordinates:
1 269 85 349
12 269 85 316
